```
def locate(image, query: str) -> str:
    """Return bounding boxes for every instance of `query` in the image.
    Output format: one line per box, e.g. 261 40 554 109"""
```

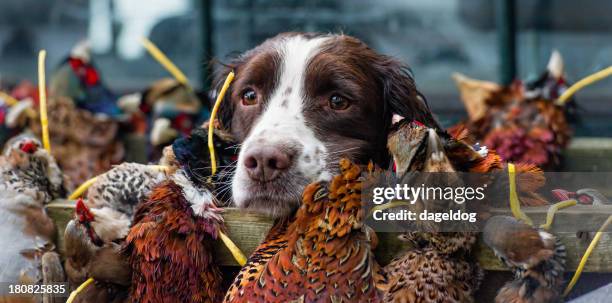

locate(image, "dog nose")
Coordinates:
243 146 292 182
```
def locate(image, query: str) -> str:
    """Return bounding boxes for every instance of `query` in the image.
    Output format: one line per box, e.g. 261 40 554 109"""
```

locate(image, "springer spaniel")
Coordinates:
215 32 439 217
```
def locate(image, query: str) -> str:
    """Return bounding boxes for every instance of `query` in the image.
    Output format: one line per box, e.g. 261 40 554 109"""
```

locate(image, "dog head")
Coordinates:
214 32 439 218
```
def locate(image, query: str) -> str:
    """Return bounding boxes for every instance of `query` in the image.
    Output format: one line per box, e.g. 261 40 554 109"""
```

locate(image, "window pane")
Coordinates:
212 0 501 125
0 0 202 90
515 0 612 136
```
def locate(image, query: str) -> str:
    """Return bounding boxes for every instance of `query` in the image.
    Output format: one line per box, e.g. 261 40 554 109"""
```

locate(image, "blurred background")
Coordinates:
1 0 611 135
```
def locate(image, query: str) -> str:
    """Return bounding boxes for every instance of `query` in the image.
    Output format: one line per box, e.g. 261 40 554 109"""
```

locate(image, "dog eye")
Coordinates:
241 89 258 106
329 94 350 110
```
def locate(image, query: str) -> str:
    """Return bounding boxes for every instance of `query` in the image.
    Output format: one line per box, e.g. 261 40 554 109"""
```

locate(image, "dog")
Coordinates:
215 32 440 218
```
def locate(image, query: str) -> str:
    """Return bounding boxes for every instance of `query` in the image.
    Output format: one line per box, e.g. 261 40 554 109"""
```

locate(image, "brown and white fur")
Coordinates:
215 32 439 217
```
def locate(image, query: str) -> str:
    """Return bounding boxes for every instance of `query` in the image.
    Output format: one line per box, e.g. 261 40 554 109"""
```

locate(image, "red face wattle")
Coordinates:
75 198 104 246
19 140 38 154
577 194 594 205
75 198 95 223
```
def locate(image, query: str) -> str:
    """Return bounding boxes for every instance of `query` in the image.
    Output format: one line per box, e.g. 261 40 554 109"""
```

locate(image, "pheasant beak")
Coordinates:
424 128 453 172
551 189 575 202
19 140 37 154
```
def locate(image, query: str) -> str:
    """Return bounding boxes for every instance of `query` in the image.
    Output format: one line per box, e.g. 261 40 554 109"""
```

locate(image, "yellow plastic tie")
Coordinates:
507 163 533 226
68 176 99 200
556 66 612 106
38 50 51 152
563 214 612 296
142 37 191 88
66 277 94 303
219 230 247 266
208 72 235 176
539 199 577 230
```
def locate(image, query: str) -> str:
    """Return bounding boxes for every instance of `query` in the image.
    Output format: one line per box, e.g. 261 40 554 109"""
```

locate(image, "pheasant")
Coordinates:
483 216 566 303
63 200 131 303
551 188 611 242
63 163 167 298
552 188 611 206
50 40 121 118
382 121 484 302
0 135 67 302
387 118 547 207
224 158 385 302
123 126 235 303
381 116 550 302
29 96 125 185
117 78 210 158
451 51 574 170
64 124 234 302
124 171 224 303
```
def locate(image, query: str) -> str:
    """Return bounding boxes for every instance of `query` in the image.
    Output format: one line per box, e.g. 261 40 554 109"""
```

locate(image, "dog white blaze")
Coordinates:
232 35 331 207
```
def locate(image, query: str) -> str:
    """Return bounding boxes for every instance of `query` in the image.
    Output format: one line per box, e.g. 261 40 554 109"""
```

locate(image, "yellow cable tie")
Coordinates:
563 214 612 296
68 177 99 200
507 163 533 226
141 37 191 88
219 230 247 266
208 72 235 176
556 66 612 106
38 50 51 153
66 277 94 303
539 199 577 230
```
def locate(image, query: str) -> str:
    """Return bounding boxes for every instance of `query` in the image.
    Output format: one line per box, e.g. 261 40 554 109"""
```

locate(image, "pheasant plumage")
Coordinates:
383 247 480 302
224 159 384 302
0 135 67 302
124 171 224 303
483 216 566 303
383 121 483 302
50 41 121 118
64 163 166 297
29 96 124 185
450 52 574 170
84 162 166 219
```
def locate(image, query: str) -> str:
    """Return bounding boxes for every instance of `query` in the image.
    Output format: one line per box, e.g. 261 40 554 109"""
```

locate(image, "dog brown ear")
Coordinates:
378 59 441 130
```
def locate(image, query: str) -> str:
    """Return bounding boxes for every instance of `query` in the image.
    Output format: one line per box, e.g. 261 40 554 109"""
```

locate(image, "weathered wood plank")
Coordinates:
47 200 75 256
47 202 612 272
563 137 612 172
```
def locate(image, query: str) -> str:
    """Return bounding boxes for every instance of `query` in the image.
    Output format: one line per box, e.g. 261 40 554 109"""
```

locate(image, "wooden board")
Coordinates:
47 203 612 272
46 137 612 272
563 137 612 172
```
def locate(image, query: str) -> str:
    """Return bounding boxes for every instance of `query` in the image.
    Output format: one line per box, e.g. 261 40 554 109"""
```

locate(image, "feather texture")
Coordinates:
125 178 223 303
224 159 383 302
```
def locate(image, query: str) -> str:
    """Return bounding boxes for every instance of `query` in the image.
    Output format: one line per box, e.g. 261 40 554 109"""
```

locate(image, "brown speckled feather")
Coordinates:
383 122 484 302
124 180 223 303
224 159 381 303
383 248 481 303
